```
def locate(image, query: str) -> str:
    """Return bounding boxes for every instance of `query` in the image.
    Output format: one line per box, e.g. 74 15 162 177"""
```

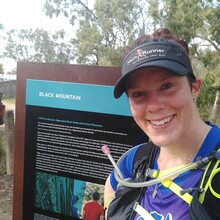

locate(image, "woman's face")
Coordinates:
126 67 200 147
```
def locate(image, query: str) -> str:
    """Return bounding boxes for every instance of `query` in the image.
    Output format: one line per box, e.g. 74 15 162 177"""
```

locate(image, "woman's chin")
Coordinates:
149 135 175 147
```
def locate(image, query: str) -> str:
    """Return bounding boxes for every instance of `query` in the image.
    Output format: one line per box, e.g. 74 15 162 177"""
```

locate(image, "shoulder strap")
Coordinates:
129 142 158 220
133 141 158 178
194 143 220 219
199 144 220 202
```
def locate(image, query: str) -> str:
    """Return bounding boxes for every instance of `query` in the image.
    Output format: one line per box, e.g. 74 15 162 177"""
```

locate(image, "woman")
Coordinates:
104 28 220 219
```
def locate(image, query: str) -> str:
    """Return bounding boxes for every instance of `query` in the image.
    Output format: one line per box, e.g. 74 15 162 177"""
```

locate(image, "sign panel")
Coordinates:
22 79 146 219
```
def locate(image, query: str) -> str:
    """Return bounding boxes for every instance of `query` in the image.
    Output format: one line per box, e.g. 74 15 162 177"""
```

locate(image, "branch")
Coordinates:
195 35 220 52
76 0 101 27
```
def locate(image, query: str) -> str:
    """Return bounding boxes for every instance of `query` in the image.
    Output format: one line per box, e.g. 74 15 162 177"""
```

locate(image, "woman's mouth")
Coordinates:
150 115 174 126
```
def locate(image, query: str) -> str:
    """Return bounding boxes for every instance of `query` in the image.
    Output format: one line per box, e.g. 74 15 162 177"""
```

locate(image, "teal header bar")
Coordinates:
26 79 132 116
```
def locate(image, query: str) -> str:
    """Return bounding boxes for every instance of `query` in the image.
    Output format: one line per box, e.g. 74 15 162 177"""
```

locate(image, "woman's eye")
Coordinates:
127 90 144 98
133 91 144 98
161 82 173 90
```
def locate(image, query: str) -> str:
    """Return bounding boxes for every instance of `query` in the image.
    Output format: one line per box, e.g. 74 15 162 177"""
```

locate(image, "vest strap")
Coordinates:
199 149 220 203
162 179 193 205
133 202 155 220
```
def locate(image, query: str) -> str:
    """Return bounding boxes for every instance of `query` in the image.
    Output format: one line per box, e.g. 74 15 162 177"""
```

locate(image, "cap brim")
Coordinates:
114 60 190 98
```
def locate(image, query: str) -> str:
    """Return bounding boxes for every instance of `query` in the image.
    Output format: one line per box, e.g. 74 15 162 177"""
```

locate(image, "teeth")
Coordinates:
151 116 173 126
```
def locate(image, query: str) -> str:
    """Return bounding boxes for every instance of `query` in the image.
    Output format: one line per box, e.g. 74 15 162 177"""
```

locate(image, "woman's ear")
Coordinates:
192 78 202 98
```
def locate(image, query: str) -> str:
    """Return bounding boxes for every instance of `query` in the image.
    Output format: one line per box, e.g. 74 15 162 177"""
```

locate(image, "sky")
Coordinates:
0 0 75 72
0 0 72 31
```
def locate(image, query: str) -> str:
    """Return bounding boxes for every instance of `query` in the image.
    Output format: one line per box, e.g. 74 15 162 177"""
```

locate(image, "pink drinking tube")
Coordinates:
102 145 124 180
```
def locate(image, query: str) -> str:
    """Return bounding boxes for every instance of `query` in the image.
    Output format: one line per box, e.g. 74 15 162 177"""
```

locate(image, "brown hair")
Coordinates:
128 28 189 54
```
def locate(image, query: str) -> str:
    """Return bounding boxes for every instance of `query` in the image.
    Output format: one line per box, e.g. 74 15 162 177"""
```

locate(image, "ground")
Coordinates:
0 174 13 220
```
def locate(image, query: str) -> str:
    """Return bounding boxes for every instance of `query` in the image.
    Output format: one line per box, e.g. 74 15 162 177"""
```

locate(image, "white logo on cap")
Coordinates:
127 48 165 66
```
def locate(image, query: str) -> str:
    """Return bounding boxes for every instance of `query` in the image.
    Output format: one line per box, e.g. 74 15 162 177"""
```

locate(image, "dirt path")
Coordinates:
0 174 13 220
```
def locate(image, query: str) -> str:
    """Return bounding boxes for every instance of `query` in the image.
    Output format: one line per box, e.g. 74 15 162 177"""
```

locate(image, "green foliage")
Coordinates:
195 47 220 121
43 0 91 26
0 137 6 174
75 0 143 66
197 72 216 120
161 0 204 42
159 0 220 49
206 3 220 45
211 63 220 90
2 28 76 63
76 22 103 65
42 0 220 68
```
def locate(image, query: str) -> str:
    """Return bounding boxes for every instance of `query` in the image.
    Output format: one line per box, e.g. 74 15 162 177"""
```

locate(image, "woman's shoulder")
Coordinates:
198 122 220 158
204 122 220 144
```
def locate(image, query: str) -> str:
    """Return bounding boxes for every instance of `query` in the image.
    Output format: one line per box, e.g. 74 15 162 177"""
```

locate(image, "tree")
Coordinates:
43 0 156 66
1 0 219 121
197 71 216 121
209 63 220 125
2 28 76 64
194 27 220 124
75 0 140 66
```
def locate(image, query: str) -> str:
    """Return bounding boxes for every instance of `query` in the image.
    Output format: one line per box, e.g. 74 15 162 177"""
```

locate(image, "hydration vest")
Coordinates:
106 142 220 220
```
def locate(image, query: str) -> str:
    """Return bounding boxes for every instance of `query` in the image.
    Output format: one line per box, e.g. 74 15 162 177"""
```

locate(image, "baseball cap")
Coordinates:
114 38 195 98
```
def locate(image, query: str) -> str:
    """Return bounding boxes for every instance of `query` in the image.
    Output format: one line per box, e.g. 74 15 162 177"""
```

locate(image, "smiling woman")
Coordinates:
104 28 220 220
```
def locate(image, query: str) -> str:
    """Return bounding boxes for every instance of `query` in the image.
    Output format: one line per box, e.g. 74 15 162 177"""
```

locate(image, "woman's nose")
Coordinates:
145 93 165 112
